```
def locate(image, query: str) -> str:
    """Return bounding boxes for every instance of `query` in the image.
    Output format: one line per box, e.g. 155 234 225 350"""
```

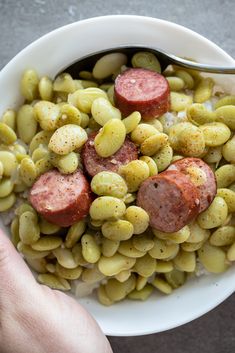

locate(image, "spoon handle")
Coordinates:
167 53 235 74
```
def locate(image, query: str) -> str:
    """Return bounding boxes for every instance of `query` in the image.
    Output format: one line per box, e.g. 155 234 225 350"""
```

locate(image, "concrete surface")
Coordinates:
0 0 234 352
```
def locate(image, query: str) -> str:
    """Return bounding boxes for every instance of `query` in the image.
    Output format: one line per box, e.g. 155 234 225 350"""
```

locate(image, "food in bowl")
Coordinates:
0 50 235 306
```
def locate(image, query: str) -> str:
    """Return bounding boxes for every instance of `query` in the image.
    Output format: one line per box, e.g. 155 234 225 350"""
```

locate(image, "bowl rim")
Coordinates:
1 15 235 76
0 15 234 337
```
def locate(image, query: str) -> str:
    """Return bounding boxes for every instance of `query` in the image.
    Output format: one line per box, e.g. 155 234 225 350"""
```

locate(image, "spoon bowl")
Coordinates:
62 45 235 78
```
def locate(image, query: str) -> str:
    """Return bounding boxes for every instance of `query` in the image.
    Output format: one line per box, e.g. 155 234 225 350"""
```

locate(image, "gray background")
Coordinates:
0 0 234 352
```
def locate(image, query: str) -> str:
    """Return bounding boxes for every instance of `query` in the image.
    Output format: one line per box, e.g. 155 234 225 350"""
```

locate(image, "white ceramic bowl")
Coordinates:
0 15 235 337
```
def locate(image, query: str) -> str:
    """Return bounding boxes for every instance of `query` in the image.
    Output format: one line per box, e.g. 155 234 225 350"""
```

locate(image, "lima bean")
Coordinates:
39 76 53 101
20 69 39 101
19 211 40 245
152 143 173 172
39 217 61 234
222 136 235 163
0 178 14 198
175 70 194 89
93 53 127 79
197 196 228 229
166 76 185 91
217 188 235 213
181 241 204 252
82 266 105 283
94 119 126 157
102 238 120 257
49 124 87 155
10 217 20 247
17 105 38 143
203 146 222 164
0 151 17 176
133 254 156 277
198 242 228 273
136 275 148 291
31 235 62 251
155 260 173 273
118 239 146 258
38 274 70 291
164 269 186 289
53 247 79 269
17 242 49 259
194 78 214 103
0 193 16 211
187 222 210 243
132 233 154 252
20 157 37 186
101 220 134 241
91 97 121 125
91 171 128 198
98 253 136 276
170 92 193 111
65 220 86 248
140 133 168 156
215 95 235 109
0 122 17 145
57 104 82 127
81 233 101 263
216 105 235 130
128 284 153 301
131 51 161 72
50 152 79 174
152 277 172 294
200 122 231 147
29 130 52 153
149 238 179 260
97 285 114 306
104 274 136 302
53 73 76 93
227 242 235 261
153 226 190 244
90 196 126 221
125 205 149 234
139 156 158 176
210 226 235 246
187 103 216 126
1 109 16 130
173 250 196 272
115 270 131 283
131 124 158 145
122 112 141 134
119 160 149 192
56 262 82 280
34 101 60 131
215 164 235 188
69 88 107 113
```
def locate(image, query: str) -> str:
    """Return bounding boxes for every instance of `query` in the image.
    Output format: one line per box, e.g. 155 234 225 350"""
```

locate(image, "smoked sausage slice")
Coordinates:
81 132 138 177
29 169 92 227
168 157 216 213
114 68 170 120
137 170 200 233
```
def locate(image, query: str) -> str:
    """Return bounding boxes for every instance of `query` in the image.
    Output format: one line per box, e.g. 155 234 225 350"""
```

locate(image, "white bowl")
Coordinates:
0 15 234 337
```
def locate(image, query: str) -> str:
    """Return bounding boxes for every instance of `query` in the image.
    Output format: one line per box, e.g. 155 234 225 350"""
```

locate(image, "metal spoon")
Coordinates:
61 45 235 78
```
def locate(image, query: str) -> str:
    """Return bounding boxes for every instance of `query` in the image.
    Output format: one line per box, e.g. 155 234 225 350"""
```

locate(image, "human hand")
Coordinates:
0 230 113 353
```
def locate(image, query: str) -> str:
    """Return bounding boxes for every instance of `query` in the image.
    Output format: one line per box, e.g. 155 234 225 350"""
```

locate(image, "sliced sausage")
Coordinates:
114 68 170 120
168 157 216 213
29 169 92 227
137 170 200 233
81 132 138 177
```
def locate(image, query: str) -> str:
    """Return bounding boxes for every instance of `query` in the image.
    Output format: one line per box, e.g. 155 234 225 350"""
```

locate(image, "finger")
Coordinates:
0 229 36 298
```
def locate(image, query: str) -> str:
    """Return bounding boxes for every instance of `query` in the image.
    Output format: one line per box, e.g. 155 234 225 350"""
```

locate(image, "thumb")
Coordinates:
0 229 36 299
